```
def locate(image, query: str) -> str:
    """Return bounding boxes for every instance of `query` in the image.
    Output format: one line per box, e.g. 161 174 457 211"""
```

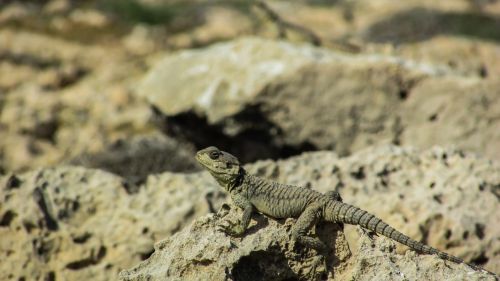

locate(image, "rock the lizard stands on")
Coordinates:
195 146 497 277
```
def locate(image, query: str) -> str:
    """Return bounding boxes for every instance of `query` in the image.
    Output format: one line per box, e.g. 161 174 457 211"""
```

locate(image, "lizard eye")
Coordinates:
209 151 220 160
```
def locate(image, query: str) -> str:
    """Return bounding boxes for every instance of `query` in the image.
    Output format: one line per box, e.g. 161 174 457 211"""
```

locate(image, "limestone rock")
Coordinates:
119 205 350 281
337 229 496 281
118 199 496 281
1 145 499 280
246 146 500 274
138 37 341 123
0 166 222 281
70 133 200 185
140 37 465 161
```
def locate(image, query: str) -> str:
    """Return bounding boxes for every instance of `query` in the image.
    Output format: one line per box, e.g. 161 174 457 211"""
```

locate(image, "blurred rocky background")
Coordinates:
0 0 499 280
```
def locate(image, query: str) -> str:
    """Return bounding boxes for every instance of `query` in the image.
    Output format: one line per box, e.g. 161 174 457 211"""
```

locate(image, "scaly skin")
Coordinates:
196 146 495 275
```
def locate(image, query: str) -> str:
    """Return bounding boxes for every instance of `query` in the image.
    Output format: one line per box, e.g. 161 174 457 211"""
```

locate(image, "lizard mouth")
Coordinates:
195 153 212 171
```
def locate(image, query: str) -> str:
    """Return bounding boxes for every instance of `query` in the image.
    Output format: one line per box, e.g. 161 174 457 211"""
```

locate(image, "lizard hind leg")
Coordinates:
325 190 343 202
291 202 328 254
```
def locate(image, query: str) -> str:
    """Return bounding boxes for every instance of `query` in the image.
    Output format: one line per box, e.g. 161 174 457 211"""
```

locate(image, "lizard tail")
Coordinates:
324 201 483 271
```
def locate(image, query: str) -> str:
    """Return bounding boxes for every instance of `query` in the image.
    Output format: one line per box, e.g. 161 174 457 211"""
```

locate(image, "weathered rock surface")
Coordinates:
0 28 152 174
119 205 350 281
139 37 500 161
119 208 495 281
70 133 200 185
1 145 499 280
247 146 500 274
0 166 221 281
399 78 500 157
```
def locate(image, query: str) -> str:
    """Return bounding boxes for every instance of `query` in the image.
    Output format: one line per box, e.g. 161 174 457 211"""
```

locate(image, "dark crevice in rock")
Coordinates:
428 113 438 122
398 89 409 100
432 194 443 204
232 250 299 281
5 174 22 189
418 223 431 245
32 237 53 262
474 223 485 240
470 252 489 266
444 229 452 240
152 104 317 164
42 67 88 90
44 271 55 281
350 166 365 180
0 210 17 227
0 51 61 69
21 120 60 143
33 187 59 231
491 184 500 201
72 232 92 244
139 248 155 261
65 246 107 270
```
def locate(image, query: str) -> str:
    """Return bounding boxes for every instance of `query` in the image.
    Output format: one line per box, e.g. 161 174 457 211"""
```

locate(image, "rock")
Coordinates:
138 37 340 123
400 78 500 159
167 6 253 49
0 29 151 173
139 37 500 160
1 145 499 280
70 133 200 186
69 9 110 28
140 37 458 161
119 205 350 281
122 25 160 56
336 228 496 281
43 0 72 15
0 2 34 24
246 146 500 274
0 166 222 281
118 198 495 281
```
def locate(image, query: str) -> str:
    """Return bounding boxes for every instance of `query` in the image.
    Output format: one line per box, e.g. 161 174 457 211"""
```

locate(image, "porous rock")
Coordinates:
139 37 500 161
247 145 500 274
0 166 222 281
119 205 350 281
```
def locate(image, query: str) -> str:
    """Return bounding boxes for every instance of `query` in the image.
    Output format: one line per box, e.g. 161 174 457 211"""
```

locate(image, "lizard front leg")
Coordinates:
218 194 253 237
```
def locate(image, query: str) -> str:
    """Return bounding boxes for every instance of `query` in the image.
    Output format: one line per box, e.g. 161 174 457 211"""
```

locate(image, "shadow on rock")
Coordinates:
364 7 500 44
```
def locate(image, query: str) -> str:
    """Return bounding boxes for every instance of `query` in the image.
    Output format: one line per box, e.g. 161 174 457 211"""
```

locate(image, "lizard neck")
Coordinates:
226 167 246 192
240 173 273 191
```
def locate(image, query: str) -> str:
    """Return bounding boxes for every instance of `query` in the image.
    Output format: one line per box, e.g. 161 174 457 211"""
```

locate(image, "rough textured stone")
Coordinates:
140 37 476 162
335 229 496 281
400 78 500 159
247 146 500 274
118 193 496 281
119 206 350 281
138 37 341 123
1 145 499 280
139 37 500 160
0 166 222 281
70 133 200 185
0 29 152 174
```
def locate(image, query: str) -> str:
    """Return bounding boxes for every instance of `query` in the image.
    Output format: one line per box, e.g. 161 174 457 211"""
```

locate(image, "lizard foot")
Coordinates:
215 203 231 218
217 220 245 237
296 236 329 255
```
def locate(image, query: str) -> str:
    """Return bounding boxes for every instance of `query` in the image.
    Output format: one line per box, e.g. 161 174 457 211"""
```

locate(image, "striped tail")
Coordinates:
324 201 483 271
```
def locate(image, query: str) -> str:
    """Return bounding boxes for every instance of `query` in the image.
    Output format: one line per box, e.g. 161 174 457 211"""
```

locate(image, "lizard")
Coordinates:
195 146 497 276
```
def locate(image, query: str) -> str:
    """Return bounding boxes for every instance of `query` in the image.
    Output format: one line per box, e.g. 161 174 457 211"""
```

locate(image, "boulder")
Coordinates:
119 206 350 281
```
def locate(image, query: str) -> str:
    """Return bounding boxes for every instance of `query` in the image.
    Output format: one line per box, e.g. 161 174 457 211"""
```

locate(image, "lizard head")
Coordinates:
196 146 242 189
